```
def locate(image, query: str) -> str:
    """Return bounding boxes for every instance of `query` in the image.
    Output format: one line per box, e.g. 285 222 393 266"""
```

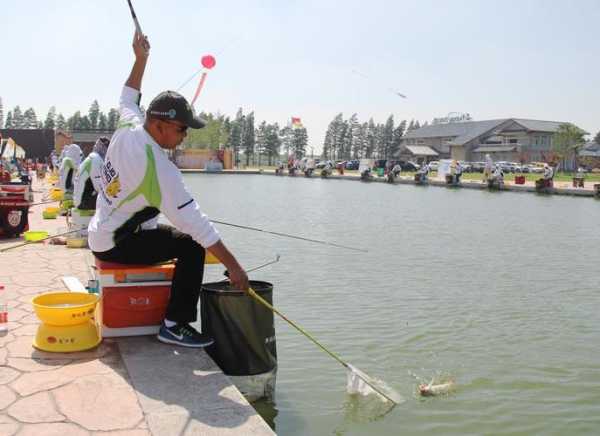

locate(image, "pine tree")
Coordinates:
323 113 345 160
98 113 108 130
414 120 421 130
279 125 293 157
23 108 38 129
44 106 57 130
255 121 268 165
375 123 385 158
67 111 82 131
227 108 244 166
355 123 368 159
379 115 394 158
88 100 100 129
79 115 92 130
348 114 362 159
12 106 24 128
407 119 415 132
56 114 67 130
0 97 4 128
391 120 406 158
107 108 120 130
322 129 333 159
594 130 600 145
291 127 308 158
4 111 13 129
365 118 377 158
242 112 255 165
264 123 281 165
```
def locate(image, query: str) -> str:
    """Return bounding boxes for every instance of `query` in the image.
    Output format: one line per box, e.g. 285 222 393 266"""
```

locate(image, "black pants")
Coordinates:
65 168 74 191
93 224 206 323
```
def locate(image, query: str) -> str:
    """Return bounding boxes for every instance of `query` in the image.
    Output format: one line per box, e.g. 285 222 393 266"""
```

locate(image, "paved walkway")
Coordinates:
0 177 274 436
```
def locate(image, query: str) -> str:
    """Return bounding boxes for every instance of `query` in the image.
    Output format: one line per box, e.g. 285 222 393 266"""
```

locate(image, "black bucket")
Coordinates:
201 280 277 376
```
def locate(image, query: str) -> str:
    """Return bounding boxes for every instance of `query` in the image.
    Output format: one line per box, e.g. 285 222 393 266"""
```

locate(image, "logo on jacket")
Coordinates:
106 176 121 198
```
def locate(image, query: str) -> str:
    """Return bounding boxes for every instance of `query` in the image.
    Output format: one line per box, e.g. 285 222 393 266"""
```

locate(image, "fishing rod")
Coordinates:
126 0 143 35
0 228 81 253
211 220 367 253
29 199 60 207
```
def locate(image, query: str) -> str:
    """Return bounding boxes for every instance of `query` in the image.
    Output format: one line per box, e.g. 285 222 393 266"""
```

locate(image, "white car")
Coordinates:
428 161 439 171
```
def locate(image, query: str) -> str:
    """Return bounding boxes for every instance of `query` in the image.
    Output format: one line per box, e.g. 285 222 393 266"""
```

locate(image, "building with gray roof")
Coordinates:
400 118 585 165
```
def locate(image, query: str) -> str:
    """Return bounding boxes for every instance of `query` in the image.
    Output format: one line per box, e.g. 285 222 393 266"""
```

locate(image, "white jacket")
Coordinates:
74 152 103 208
61 143 83 167
88 86 220 253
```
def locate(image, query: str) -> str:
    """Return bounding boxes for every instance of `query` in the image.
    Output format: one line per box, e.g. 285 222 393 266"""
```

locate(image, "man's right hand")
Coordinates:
132 32 150 60
227 265 249 292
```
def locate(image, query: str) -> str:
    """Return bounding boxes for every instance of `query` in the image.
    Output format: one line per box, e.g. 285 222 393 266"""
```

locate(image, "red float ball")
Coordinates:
201 55 216 69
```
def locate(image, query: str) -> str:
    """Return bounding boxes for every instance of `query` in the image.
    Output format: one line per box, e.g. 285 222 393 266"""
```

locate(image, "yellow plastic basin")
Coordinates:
32 292 99 326
33 319 101 353
42 209 58 219
49 188 64 201
45 206 60 214
24 231 49 242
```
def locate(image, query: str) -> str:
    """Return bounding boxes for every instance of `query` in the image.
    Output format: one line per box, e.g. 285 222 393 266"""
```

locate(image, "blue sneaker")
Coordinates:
157 323 214 348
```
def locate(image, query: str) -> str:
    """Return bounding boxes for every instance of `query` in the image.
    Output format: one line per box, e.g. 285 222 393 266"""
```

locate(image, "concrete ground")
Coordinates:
0 177 274 436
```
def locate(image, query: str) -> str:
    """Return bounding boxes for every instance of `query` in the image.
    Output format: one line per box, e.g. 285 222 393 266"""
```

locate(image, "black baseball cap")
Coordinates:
147 91 206 129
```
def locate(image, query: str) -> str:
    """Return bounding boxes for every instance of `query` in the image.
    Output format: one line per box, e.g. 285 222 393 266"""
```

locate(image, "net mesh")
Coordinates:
346 364 403 404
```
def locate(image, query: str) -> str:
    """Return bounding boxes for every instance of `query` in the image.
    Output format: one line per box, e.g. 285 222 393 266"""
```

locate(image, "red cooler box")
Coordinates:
101 285 171 328
95 259 174 337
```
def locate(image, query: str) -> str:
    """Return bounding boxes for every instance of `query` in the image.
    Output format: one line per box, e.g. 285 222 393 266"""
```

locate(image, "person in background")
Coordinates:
483 154 493 182
73 137 109 210
455 161 463 183
88 32 248 348
492 164 504 186
543 163 554 181
417 161 429 182
58 143 83 194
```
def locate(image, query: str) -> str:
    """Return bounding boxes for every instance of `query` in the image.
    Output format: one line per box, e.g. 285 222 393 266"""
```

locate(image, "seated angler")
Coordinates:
58 143 83 195
88 32 248 348
73 137 109 211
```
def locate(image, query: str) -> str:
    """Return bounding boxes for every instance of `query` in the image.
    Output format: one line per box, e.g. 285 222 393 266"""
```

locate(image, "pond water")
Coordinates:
186 173 600 436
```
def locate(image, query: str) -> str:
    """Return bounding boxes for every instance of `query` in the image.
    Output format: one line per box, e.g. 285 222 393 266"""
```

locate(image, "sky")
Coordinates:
3 0 600 153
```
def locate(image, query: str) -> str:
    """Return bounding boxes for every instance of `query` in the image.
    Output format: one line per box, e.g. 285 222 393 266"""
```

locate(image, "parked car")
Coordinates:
345 160 360 170
509 162 523 173
528 164 544 173
471 162 485 173
428 161 439 171
458 161 472 172
402 161 420 171
497 161 514 173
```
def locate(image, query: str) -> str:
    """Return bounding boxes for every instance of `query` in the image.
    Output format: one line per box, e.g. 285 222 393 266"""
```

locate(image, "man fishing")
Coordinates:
88 32 249 348
73 137 108 210
58 143 83 194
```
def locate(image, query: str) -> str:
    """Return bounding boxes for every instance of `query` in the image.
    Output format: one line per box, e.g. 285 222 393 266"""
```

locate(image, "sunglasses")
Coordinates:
161 120 188 134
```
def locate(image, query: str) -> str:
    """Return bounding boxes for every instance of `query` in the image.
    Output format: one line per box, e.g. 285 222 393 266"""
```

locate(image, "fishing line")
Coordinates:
211 219 367 253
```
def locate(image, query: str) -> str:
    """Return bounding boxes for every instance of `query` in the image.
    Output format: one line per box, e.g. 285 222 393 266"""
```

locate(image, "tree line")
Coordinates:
0 97 308 165
0 98 120 132
322 113 424 160
3 95 598 164
183 108 308 165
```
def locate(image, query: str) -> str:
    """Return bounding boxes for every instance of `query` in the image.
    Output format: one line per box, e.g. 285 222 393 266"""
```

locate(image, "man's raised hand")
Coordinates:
132 32 150 60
